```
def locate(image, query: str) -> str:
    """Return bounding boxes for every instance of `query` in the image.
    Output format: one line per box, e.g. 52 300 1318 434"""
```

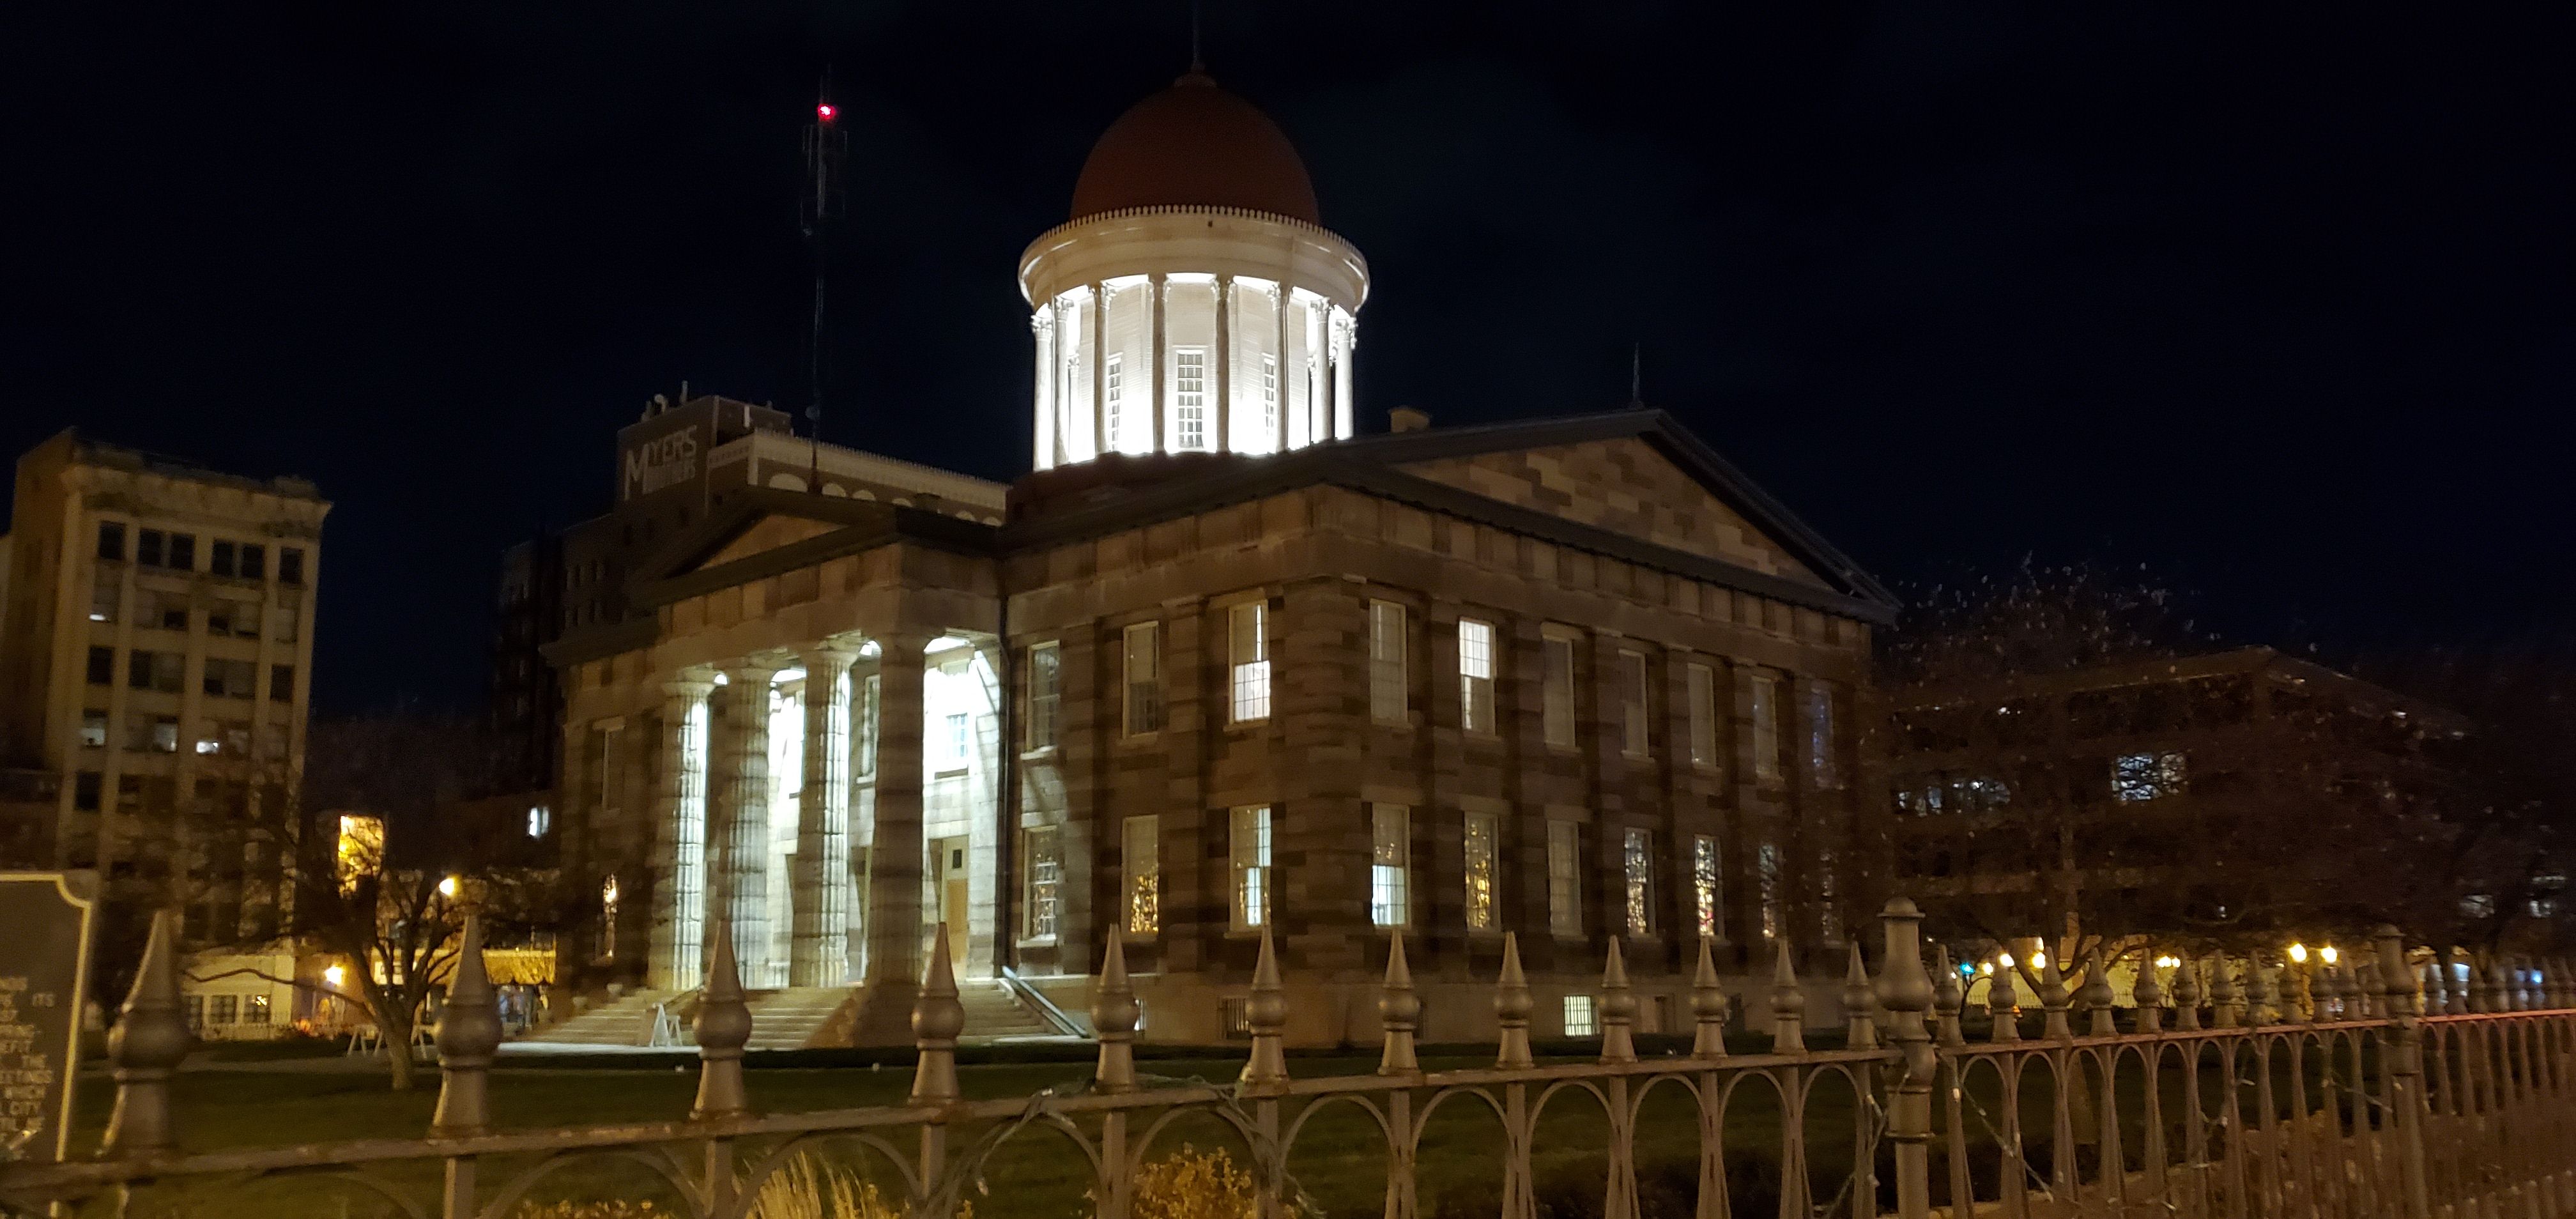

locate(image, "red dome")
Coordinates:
1070 72 1321 226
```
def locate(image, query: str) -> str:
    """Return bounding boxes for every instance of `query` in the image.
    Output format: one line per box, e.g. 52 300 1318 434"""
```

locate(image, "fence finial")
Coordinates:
2375 926 2414 1018
1692 935 1729 1058
1495 932 1534 1070
2248 956 2281 1025
1092 932 1138 1092
2172 956 2202 1032
431 916 503 1138
2078 949 2117 1036
2550 958 2572 1009
2209 955 2242 1029
1932 945 1965 1048
1379 933 1421 1075
909 922 963 1105
2465 951 2494 1014
1843 942 1879 1049
1770 941 1807 1053
1600 936 1638 1063
2132 953 2165 1034
2419 962 2446 1016
103 908 189 1158
2039 953 2072 1039
1240 923 1289 1086
693 916 754 1119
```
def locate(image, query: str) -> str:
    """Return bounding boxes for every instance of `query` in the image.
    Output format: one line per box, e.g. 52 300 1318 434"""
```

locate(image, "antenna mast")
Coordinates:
802 70 847 485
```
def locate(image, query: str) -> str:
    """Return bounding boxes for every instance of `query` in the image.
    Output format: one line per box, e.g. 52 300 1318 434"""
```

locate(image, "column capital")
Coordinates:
721 659 782 686
661 670 717 699
796 641 860 673
1030 309 1054 335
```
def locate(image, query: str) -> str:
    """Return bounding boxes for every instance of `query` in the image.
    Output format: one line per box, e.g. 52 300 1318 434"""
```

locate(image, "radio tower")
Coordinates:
801 71 847 479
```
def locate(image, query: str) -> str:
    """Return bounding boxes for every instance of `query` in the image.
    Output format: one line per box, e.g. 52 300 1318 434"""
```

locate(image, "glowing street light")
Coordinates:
1997 953 2016 969
2030 951 2048 970
323 964 346 987
2320 945 2340 965
438 875 460 898
2288 943 2310 963
2155 954 2182 969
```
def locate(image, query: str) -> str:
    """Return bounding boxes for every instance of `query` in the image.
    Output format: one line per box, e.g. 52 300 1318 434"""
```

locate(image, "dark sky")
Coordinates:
6 3 2569 715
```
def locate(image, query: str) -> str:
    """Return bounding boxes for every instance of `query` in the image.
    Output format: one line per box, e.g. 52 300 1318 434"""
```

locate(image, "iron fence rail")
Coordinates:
4 901 2570 1219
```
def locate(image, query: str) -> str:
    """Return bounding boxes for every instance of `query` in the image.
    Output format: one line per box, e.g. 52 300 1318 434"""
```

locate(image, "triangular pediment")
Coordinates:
1398 435 1828 587
696 513 839 571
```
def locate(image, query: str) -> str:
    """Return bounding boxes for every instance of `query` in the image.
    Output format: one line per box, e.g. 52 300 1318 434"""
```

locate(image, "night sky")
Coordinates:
6 3 2568 715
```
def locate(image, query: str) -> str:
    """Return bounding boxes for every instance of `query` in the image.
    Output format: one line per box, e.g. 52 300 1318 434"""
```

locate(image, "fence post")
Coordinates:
2379 927 2435 1219
1093 933 1138 1092
1770 942 1807 1054
1878 899 1936 1219
1843 942 1879 1050
1691 934 1729 1059
692 915 753 1219
2134 953 2166 1034
2173 955 2202 1032
2080 950 2117 1036
1380 932 1421 1075
1932 946 1966 1048
2210 955 2242 1029
431 917 503 1219
102 908 189 1160
1495 932 1534 1070
2039 956 2071 1040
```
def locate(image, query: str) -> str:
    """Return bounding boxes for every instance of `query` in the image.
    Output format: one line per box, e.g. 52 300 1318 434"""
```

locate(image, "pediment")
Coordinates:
1399 436 1827 587
694 513 839 572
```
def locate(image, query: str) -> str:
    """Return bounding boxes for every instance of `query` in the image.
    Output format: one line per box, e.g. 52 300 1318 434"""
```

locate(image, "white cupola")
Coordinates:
1018 72 1368 471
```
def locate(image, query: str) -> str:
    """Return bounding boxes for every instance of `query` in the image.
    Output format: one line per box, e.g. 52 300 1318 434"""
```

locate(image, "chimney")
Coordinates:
1389 406 1432 434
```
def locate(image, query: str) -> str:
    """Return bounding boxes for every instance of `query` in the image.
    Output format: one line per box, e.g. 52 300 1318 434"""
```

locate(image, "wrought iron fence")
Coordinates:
4 900 2570 1219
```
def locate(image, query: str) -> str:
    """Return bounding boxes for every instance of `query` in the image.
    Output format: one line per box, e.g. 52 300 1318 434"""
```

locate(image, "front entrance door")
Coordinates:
930 836 971 966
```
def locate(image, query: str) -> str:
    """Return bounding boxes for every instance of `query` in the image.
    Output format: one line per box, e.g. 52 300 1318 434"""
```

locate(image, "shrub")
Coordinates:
1124 1144 1261 1219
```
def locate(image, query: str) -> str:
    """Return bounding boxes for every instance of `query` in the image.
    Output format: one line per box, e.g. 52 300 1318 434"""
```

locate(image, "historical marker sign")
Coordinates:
0 872 96 1166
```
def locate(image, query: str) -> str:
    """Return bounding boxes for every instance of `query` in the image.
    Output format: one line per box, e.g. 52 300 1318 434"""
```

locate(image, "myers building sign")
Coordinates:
615 396 793 504
0 873 95 1165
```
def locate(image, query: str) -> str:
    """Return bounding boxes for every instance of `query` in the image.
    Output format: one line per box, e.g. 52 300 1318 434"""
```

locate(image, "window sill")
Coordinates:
933 767 969 779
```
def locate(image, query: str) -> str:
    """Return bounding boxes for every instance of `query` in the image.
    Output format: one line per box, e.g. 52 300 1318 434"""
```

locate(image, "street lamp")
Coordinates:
2288 942 2309 963
438 875 461 898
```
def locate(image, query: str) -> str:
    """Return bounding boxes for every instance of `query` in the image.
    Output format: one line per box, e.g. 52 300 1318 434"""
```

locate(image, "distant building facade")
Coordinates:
532 72 1898 1048
0 429 326 1038
1885 646 2468 946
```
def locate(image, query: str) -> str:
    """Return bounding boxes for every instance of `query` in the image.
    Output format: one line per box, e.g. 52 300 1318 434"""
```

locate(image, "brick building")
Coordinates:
539 71 1896 1046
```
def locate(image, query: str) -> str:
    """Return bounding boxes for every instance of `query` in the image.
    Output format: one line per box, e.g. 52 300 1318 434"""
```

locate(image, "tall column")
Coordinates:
1332 308 1355 441
791 644 857 986
1149 272 1168 454
648 672 714 990
1089 282 1107 458
1031 310 1056 471
854 631 930 1043
1215 274 1233 453
1273 282 1292 454
714 663 778 987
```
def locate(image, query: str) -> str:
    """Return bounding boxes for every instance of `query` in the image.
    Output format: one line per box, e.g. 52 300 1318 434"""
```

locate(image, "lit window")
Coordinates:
1230 806 1271 930
1816 845 1841 940
601 875 620 958
2112 752 2187 802
1023 826 1061 940
1371 804 1410 927
241 994 271 1025
1757 841 1783 942
1229 601 1269 723
1026 641 1061 749
1620 650 1650 757
80 710 107 749
1261 353 1279 438
1749 674 1781 781
1623 827 1655 937
1459 618 1496 734
855 673 880 778
1464 812 1498 931
1104 353 1124 452
1807 684 1841 788
1369 600 1407 723
1124 815 1160 935
1693 835 1722 939
526 806 551 838
89 568 118 623
1547 820 1582 938
942 712 970 767
1542 632 1577 748
1562 995 1598 1037
1175 348 1206 450
1687 663 1718 770
1124 622 1162 736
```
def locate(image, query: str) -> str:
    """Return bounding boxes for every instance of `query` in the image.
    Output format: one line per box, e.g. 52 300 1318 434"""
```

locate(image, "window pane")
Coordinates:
1230 602 1269 723
1371 804 1409 927
1104 353 1125 450
1562 995 1597 1037
1750 675 1780 781
1623 827 1654 937
1464 812 1498 931
1807 684 1841 788
1542 635 1576 747
1124 815 1161 935
1687 663 1717 769
1548 821 1581 938
97 521 125 562
1027 642 1061 749
1175 348 1206 449
1024 827 1061 939
1124 622 1162 735
1231 806 1271 929
1693 835 1722 939
1369 601 1407 723
1757 841 1783 942
1459 618 1495 733
1621 651 1650 756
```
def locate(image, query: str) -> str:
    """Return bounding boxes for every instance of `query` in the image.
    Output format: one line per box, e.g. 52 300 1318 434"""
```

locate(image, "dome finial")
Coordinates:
1188 0 1206 75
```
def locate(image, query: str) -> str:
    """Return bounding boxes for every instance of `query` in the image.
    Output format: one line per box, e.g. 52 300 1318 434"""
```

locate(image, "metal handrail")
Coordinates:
996 963 1087 1037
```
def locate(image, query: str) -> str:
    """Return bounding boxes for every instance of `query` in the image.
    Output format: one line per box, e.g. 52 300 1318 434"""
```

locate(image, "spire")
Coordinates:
1188 0 1206 75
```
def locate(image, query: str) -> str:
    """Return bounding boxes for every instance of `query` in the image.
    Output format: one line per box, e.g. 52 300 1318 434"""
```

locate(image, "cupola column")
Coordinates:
1088 280 1107 459
1031 311 1057 471
1149 272 1168 454
1273 282 1292 454
1333 308 1356 441
1215 274 1234 454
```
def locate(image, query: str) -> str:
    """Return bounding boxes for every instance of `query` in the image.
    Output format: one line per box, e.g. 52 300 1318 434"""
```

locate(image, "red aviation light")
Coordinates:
816 103 836 121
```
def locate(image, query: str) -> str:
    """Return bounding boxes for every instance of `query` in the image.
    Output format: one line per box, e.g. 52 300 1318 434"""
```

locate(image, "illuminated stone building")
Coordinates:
0 429 326 1037
542 72 1896 1047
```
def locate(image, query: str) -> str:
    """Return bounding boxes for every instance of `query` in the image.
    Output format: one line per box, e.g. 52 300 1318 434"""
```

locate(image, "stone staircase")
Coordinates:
525 990 684 1047
745 988 857 1050
960 979 1072 1041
